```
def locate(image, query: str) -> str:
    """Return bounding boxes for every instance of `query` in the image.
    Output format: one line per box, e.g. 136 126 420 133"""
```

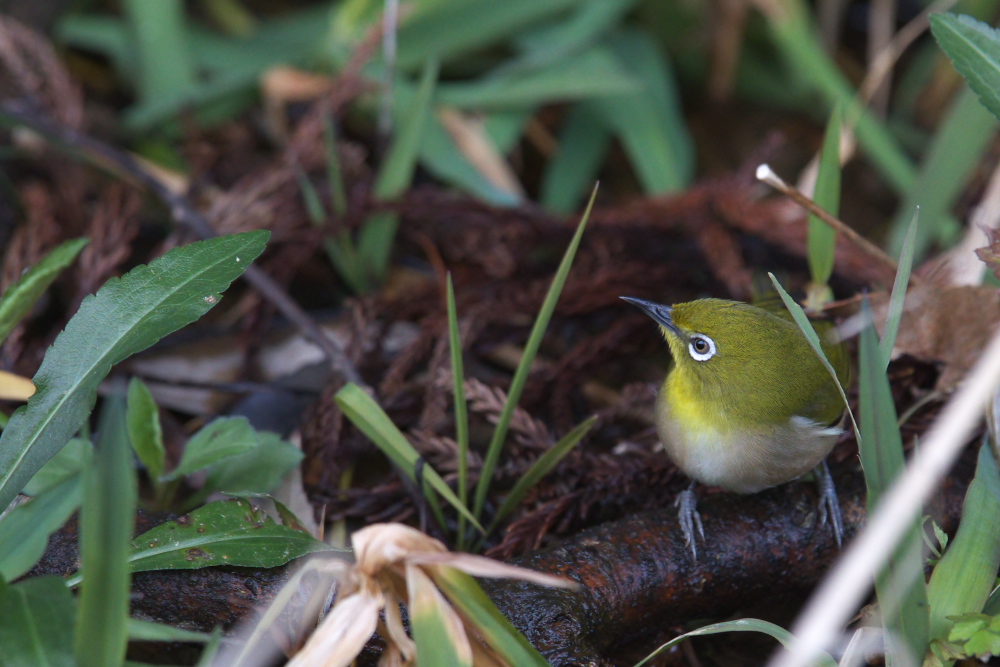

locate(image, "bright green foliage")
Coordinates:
0 231 267 512
125 498 332 573
0 576 76 667
807 106 841 293
0 237 88 346
928 613 1000 665
74 395 136 667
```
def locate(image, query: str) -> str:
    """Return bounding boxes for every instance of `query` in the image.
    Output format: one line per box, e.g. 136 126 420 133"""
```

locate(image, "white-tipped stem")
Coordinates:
770 324 1000 667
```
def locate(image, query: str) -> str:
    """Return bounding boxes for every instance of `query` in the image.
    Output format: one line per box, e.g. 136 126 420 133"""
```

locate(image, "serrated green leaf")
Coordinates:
0 231 268 512
930 14 1000 124
75 394 136 667
166 417 258 481
0 237 88 346
0 576 76 667
0 474 82 582
126 498 331 573
127 377 165 481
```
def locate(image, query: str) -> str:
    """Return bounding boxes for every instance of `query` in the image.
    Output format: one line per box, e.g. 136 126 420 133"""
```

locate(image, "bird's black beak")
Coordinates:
620 297 680 335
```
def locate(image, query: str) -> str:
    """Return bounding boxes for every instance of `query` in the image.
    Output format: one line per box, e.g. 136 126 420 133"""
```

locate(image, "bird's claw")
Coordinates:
675 486 704 560
816 460 844 548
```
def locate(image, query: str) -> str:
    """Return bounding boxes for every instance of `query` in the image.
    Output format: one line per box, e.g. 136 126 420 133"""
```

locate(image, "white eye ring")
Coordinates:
688 335 717 361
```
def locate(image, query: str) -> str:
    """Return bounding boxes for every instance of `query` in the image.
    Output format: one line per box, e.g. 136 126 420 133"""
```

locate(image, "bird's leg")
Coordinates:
814 459 844 548
675 481 705 559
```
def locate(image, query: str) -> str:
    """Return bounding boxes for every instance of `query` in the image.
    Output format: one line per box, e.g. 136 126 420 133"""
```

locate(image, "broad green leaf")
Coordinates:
858 297 929 664
433 567 550 667
488 416 595 534
127 377 165 481
75 394 137 667
888 84 996 258
127 618 212 643
436 47 637 109
395 0 582 69
0 231 268 512
126 498 331 573
408 565 472 667
808 106 842 288
880 209 918 369
334 383 482 532
22 438 91 497
0 474 82 582
590 30 692 194
0 237 88 345
633 618 837 667
473 187 595 521
166 417 258 481
447 274 471 550
201 431 303 496
0 576 76 667
927 445 1000 640
930 14 1000 124
122 0 196 105
541 101 611 213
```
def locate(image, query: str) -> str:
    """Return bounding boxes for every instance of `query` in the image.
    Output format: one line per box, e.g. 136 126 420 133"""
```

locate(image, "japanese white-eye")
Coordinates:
622 295 851 556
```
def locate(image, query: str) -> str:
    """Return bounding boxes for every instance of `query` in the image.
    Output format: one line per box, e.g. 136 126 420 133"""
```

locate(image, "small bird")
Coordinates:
621 295 851 558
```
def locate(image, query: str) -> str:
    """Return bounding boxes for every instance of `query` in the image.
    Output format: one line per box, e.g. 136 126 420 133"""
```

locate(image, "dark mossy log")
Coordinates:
480 454 975 667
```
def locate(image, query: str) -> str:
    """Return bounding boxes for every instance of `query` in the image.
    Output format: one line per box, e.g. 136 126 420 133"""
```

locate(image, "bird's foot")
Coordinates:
815 459 844 548
675 484 705 560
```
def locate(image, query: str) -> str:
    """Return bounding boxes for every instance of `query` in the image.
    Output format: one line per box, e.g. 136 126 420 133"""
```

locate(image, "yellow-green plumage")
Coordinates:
627 296 850 494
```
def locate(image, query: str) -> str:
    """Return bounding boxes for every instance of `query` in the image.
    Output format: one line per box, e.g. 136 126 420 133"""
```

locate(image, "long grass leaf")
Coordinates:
768 274 860 442
808 106 841 289
634 619 837 667
121 0 196 104
472 185 596 521
334 383 483 532
858 297 929 665
541 101 610 213
487 416 595 535
407 565 473 667
74 393 136 667
0 237 87 346
0 231 268 511
447 275 471 549
879 209 918 369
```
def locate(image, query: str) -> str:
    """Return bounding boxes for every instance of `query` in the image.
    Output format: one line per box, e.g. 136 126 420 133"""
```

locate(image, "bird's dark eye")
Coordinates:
688 335 717 361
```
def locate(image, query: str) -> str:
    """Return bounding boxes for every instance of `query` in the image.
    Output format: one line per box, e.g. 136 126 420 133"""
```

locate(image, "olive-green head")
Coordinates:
621 296 847 428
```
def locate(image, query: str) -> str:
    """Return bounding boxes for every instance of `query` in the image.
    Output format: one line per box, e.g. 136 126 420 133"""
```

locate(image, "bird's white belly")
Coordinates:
657 409 840 493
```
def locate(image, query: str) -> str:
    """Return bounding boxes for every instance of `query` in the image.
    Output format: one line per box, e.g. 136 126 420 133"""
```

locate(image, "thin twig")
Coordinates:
756 164 924 287
0 99 365 387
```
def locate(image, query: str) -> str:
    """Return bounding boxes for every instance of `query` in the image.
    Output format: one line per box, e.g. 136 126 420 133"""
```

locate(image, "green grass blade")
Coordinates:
433 567 550 667
408 567 473 667
487 416 595 536
0 473 82 581
879 209 918 370
926 443 1000 640
127 618 212 643
930 13 1000 124
768 274 860 442
633 619 838 667
472 185 596 521
887 85 996 258
375 60 439 200
334 383 484 533
126 377 165 481
0 237 87 346
74 393 136 667
858 297 929 665
808 106 842 289
446 274 471 549
323 113 348 217
0 231 268 511
0 576 77 667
